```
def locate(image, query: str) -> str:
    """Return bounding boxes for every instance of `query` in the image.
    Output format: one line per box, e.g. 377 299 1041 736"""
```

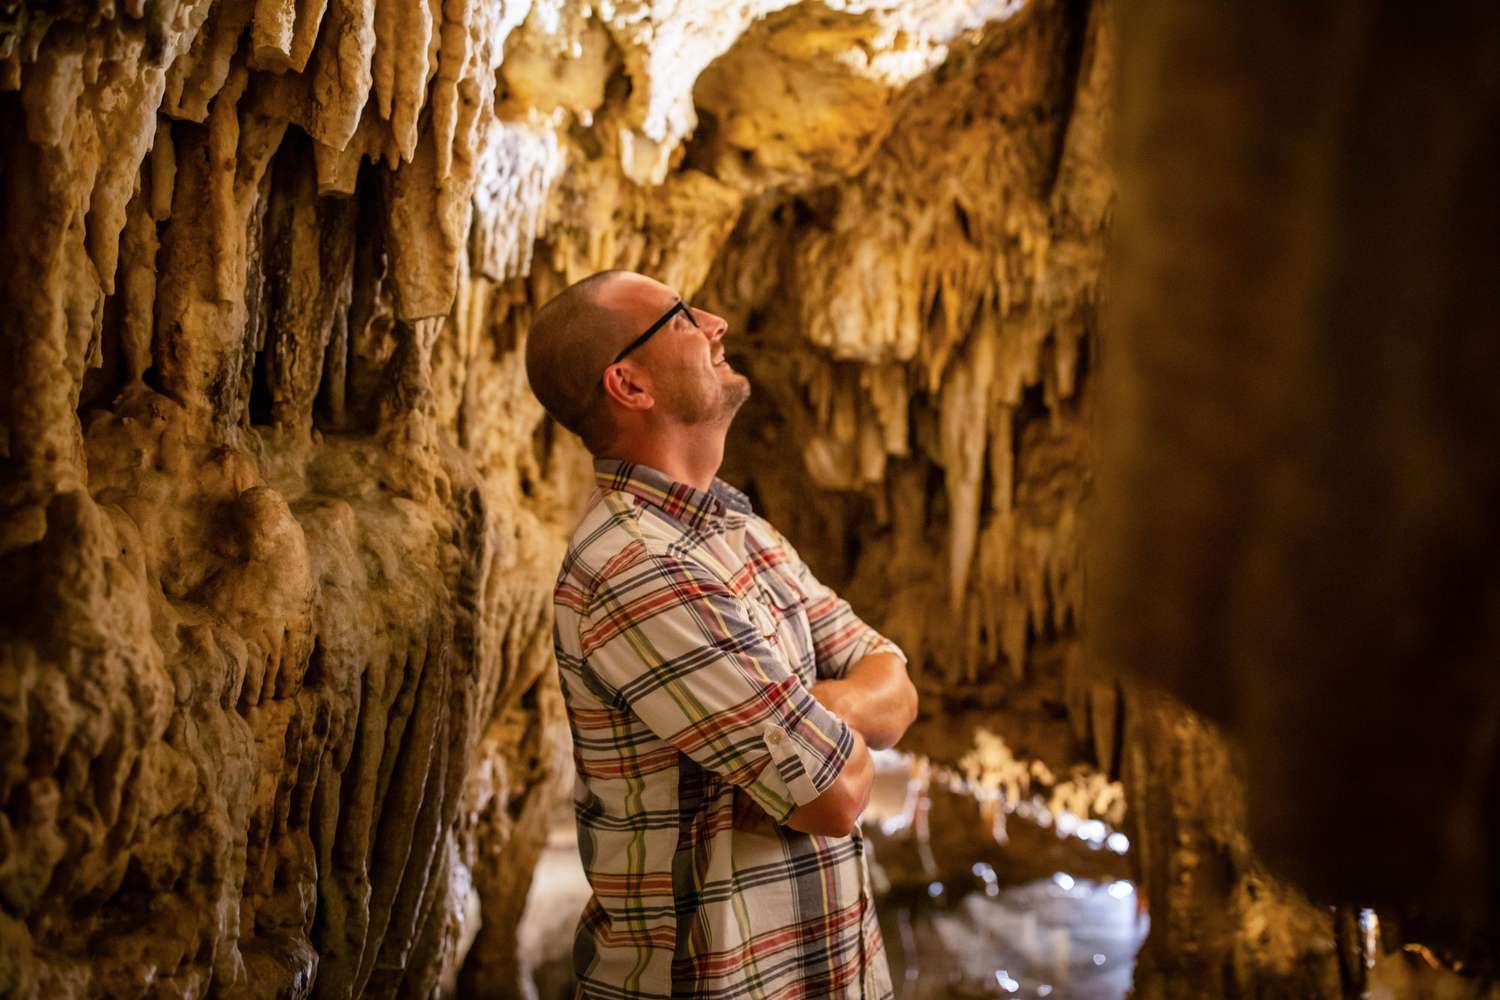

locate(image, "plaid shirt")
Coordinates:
554 460 903 999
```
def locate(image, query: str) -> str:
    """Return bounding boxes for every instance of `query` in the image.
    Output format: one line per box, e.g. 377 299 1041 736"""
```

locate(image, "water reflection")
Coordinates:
865 750 1146 999
877 873 1146 999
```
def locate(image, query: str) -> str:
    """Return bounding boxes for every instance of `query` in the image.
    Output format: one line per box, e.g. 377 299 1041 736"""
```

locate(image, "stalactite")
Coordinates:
386 0 434 162
249 0 298 70
307 0 374 150
470 122 565 283
261 133 359 434
696 0 1102 697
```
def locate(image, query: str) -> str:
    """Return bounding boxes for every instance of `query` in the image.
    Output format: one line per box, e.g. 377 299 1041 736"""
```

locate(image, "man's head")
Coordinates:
526 270 749 455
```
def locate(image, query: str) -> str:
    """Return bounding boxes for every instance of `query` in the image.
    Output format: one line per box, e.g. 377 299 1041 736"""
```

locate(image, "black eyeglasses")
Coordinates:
610 299 699 366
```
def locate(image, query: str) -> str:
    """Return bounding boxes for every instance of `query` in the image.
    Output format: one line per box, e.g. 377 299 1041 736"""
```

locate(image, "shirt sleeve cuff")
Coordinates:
742 703 854 823
823 629 906 680
863 633 907 664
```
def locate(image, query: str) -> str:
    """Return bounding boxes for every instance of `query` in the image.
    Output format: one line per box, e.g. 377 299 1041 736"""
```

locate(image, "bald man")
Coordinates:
527 270 917 1000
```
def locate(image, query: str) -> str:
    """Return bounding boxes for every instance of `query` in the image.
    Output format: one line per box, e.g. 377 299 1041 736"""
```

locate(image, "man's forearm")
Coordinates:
811 652 918 751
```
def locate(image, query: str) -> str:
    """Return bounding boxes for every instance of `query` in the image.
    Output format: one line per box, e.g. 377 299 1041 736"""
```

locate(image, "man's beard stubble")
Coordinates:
663 365 751 427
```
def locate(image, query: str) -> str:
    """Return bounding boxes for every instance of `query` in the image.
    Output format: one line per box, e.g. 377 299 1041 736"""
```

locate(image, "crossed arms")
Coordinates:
787 652 918 836
580 532 918 840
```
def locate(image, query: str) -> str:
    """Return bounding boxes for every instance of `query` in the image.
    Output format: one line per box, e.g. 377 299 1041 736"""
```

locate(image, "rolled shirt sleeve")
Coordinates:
760 521 907 682
581 550 855 824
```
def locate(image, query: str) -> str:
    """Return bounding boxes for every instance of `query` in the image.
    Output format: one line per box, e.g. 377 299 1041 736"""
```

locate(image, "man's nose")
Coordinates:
700 311 728 341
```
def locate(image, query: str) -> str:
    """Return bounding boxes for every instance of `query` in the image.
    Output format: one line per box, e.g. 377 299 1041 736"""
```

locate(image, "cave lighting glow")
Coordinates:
871 747 1133 854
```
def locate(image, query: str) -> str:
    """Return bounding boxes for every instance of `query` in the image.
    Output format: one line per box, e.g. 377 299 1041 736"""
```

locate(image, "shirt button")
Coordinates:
765 727 785 746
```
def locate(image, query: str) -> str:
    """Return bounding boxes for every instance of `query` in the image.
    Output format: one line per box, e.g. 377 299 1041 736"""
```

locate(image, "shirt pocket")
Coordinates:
755 569 816 686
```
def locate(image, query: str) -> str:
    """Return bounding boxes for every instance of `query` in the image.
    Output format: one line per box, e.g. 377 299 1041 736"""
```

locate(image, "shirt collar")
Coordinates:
593 458 754 531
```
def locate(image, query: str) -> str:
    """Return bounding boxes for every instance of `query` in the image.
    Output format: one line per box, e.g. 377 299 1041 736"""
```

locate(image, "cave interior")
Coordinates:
1 0 1498 997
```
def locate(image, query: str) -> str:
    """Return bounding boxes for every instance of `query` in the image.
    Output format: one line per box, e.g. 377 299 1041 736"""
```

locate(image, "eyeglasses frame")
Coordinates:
610 299 698 368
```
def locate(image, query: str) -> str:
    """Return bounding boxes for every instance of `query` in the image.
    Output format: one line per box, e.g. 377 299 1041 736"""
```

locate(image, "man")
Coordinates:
526 269 919 999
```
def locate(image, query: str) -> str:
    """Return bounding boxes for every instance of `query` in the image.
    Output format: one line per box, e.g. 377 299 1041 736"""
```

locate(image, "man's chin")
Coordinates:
711 376 751 426
725 373 751 408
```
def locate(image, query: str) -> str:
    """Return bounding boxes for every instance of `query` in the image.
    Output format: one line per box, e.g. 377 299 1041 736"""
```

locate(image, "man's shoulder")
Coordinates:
744 511 785 544
557 487 691 609
744 512 801 569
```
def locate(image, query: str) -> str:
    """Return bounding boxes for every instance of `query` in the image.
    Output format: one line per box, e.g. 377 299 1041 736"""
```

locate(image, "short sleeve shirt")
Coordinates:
554 460 904 999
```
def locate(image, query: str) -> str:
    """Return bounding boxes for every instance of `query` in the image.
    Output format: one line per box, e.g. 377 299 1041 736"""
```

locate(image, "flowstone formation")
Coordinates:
1 0 1467 996
1 2 586 994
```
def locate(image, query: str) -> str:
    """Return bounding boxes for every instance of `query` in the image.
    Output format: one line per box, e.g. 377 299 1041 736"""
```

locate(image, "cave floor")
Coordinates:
521 757 1144 998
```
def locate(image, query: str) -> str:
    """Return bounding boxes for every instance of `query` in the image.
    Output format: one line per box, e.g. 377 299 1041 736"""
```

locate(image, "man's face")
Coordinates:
605 275 750 428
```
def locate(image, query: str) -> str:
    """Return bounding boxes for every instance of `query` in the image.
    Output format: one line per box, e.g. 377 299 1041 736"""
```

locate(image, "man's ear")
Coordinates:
601 363 654 412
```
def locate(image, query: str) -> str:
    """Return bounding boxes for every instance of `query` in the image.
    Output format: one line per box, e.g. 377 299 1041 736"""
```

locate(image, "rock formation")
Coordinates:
2 0 1494 996
1093 0 1500 989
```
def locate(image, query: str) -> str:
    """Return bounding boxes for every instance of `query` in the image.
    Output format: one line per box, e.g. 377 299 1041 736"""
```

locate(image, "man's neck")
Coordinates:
605 422 726 492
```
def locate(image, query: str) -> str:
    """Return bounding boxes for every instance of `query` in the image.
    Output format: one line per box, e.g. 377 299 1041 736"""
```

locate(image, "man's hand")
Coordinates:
809 652 918 751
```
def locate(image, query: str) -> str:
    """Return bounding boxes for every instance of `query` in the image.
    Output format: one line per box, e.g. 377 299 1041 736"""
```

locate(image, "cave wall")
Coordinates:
1093 0 1500 974
3 0 1473 996
0 3 587 994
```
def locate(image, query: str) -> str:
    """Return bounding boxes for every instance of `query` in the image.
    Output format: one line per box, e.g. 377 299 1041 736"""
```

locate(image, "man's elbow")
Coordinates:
882 652 919 736
786 784 866 838
826 804 863 839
